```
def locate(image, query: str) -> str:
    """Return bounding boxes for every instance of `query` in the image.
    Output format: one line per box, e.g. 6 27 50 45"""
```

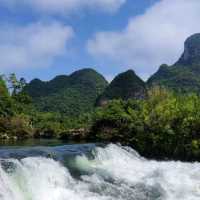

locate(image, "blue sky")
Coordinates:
0 0 200 82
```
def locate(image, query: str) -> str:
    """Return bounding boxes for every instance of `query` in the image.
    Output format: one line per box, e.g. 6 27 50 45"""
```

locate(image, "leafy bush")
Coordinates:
91 87 200 161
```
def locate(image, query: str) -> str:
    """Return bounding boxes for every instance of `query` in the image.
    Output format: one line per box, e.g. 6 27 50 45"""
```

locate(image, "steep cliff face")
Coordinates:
97 70 146 105
148 33 200 93
177 33 200 65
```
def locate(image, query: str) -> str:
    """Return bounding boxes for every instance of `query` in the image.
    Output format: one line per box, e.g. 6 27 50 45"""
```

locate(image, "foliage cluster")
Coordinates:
2 70 200 161
91 86 200 161
0 74 93 140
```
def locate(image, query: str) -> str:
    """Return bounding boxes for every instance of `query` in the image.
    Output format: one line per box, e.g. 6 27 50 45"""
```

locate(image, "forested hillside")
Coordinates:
24 68 108 116
1 33 200 161
148 33 200 93
97 70 146 105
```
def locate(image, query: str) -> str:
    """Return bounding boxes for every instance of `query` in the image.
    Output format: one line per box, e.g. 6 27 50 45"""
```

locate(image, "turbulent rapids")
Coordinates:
0 143 200 200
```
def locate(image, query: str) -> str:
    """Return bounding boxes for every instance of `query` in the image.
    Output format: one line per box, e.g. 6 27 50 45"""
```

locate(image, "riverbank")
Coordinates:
2 87 200 162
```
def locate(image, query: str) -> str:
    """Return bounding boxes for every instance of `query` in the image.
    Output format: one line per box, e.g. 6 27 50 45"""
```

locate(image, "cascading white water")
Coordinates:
0 144 200 200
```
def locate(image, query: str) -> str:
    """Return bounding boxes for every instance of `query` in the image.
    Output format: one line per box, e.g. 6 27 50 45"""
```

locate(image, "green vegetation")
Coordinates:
91 87 200 161
24 68 108 116
1 70 200 161
147 63 200 93
0 72 94 141
1 33 200 161
148 33 200 93
0 76 13 117
97 70 146 105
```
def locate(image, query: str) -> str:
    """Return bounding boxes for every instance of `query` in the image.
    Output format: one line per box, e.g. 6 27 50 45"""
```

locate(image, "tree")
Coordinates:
8 74 27 95
0 76 13 117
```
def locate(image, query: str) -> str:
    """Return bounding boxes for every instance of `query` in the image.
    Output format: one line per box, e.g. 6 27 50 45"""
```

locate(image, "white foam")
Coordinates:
75 144 200 200
1 144 200 200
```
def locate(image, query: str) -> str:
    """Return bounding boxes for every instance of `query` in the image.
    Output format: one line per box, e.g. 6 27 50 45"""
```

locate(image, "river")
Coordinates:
0 141 199 200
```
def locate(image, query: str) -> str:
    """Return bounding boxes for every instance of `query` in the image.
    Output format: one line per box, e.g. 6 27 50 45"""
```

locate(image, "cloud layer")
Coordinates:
3 0 126 14
0 22 74 71
87 0 200 79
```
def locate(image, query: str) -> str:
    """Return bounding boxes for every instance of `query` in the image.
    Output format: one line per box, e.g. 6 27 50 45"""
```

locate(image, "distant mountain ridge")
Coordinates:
24 33 200 115
24 68 108 116
148 33 200 93
98 32 200 103
176 33 200 66
97 70 146 105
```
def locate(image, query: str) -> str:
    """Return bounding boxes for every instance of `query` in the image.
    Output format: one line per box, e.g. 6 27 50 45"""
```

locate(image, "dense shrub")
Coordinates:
91 87 200 161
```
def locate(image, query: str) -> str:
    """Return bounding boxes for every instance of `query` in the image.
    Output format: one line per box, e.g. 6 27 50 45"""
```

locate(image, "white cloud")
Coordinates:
0 21 74 71
87 0 200 79
3 0 125 14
